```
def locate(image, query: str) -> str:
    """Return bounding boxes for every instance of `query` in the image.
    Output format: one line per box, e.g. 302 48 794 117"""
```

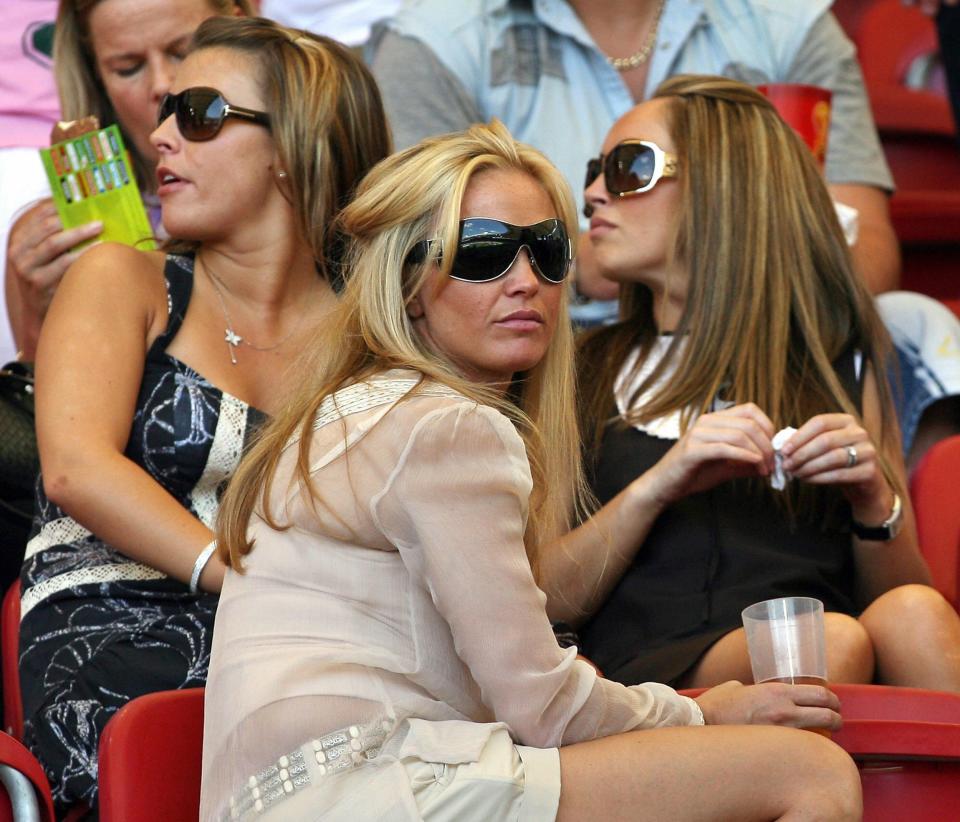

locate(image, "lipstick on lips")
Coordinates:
497 309 544 331
156 166 186 195
589 215 615 237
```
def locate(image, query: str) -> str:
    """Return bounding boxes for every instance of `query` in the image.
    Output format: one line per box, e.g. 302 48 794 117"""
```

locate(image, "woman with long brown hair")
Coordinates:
5 0 256 360
573 74 960 692
19 16 390 811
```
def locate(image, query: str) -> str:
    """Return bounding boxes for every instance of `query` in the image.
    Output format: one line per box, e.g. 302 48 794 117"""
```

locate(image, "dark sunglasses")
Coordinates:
585 139 678 196
408 218 572 284
157 87 271 142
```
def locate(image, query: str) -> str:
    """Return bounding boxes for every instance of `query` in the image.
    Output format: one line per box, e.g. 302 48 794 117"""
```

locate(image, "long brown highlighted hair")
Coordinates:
579 75 898 503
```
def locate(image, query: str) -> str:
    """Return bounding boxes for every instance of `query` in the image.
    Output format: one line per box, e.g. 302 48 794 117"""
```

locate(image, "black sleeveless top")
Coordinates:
579 342 864 687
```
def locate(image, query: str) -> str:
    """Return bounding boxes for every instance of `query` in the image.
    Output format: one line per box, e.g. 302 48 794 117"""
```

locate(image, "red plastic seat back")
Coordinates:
98 688 205 822
683 683 960 821
849 1 960 297
0 732 55 822
909 435 960 611
830 683 960 722
1 582 22 740
831 0 874 43
856 0 941 92
830 685 960 822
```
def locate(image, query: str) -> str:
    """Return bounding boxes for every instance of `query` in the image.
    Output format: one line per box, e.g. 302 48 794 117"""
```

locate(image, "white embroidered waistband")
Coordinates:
226 717 396 820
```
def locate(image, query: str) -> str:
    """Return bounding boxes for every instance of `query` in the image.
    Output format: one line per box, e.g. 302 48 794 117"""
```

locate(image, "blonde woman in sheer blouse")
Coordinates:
202 122 861 821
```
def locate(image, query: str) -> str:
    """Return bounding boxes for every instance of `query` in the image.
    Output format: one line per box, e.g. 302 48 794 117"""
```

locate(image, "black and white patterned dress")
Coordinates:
19 253 266 811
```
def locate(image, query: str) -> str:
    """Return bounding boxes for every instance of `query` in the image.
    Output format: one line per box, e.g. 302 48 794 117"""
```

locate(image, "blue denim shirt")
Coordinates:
374 0 891 214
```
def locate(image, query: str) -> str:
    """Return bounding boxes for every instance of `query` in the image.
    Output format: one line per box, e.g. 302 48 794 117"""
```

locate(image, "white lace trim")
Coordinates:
313 375 424 430
190 394 249 528
615 341 863 443
299 372 465 475
21 563 167 620
23 516 93 561
614 338 686 441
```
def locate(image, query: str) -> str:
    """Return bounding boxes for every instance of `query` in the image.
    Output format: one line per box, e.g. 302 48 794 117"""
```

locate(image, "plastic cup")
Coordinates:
741 596 827 686
757 83 832 168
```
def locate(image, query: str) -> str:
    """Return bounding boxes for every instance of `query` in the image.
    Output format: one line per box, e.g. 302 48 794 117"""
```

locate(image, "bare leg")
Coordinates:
558 724 862 821
823 614 875 684
859 584 960 691
680 615 874 688
678 629 753 688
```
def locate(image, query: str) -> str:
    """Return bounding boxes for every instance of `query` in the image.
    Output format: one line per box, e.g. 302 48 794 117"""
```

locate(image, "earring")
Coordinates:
277 170 288 179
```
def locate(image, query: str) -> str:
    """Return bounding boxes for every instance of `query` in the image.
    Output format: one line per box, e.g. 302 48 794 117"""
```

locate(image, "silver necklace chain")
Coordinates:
202 257 308 365
605 0 666 72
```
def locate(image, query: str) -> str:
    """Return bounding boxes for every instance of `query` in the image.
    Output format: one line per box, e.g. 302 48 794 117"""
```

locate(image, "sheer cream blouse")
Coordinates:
200 371 702 819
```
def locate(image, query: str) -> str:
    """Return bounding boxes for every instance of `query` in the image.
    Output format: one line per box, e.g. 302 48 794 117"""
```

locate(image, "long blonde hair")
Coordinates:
53 0 255 191
217 120 586 578
579 75 898 498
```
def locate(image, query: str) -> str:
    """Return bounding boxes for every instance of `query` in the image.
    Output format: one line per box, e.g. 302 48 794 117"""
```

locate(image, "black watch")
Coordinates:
851 493 903 542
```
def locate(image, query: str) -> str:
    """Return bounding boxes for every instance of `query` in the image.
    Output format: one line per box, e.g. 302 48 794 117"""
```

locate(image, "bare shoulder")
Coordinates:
65 242 165 287
58 243 169 317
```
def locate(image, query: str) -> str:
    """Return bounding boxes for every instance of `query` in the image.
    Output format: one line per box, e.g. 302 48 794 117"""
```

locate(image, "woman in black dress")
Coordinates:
567 75 960 692
19 16 389 811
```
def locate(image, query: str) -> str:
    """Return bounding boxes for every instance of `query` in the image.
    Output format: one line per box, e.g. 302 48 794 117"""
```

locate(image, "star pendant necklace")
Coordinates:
202 257 311 365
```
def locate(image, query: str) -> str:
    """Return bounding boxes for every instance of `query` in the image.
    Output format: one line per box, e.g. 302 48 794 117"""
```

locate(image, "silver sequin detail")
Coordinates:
225 718 394 821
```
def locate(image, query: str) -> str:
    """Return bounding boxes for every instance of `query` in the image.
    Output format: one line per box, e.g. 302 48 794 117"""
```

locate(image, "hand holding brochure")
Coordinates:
39 123 156 251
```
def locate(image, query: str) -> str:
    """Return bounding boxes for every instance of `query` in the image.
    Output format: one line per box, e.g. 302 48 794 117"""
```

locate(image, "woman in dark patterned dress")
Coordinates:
19 16 390 811
565 75 960 693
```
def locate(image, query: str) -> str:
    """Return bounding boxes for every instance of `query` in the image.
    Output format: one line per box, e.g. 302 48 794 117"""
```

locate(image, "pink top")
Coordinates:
200 371 702 820
1 0 60 148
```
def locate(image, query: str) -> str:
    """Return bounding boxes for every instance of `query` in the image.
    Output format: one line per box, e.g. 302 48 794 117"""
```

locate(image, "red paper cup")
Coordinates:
758 83 832 168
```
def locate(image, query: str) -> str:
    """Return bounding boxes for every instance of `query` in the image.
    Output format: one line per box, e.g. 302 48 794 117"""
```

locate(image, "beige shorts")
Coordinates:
234 724 561 821
406 725 561 821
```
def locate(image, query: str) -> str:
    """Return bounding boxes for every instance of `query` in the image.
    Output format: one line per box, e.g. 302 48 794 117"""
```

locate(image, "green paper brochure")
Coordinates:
39 124 156 250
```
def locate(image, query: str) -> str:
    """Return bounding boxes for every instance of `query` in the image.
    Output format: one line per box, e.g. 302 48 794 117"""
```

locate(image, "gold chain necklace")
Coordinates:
201 256 309 365
605 0 666 72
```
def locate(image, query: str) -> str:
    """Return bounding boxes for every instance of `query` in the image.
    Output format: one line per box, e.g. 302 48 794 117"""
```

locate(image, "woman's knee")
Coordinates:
824 612 874 682
780 731 862 820
861 584 956 636
765 732 863 821
810 739 863 821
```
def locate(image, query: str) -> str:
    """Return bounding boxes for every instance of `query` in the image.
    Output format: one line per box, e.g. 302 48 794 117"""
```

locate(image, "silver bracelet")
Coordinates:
189 539 218 594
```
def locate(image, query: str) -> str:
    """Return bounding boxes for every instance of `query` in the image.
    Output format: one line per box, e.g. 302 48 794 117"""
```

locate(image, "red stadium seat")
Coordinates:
682 683 960 821
910 435 960 611
98 688 205 822
848 1 960 301
854 0 951 134
831 684 960 822
832 0 873 43
0 732 55 822
1 582 22 741
830 682 960 722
